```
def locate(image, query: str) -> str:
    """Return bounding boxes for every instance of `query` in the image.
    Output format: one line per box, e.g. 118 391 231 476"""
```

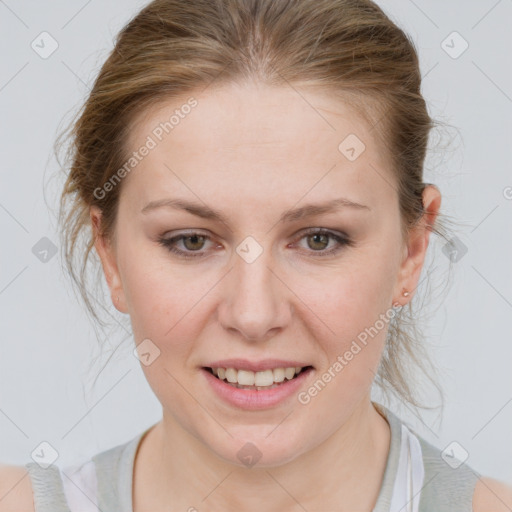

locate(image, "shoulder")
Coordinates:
413 433 512 512
0 464 35 512
412 434 479 511
472 476 512 511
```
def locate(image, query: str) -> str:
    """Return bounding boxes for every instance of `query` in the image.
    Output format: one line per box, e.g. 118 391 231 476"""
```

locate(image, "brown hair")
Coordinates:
58 0 452 410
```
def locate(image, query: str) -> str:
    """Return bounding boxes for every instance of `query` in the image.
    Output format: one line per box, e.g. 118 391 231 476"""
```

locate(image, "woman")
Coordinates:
1 0 511 510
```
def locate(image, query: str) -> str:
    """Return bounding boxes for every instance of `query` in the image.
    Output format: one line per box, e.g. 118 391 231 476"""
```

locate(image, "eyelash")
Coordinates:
157 228 353 260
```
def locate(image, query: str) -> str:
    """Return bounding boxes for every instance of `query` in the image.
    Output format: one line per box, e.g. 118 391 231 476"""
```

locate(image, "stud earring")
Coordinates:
402 289 410 297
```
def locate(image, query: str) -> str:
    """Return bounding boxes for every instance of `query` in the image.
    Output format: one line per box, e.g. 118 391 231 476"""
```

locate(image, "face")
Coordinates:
92 81 438 467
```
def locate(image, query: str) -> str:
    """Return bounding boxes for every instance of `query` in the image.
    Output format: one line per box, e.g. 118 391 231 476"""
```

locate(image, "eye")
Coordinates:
158 232 216 259
292 228 353 257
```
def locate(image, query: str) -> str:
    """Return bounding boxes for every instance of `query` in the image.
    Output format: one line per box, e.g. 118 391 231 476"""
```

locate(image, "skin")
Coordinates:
90 81 440 511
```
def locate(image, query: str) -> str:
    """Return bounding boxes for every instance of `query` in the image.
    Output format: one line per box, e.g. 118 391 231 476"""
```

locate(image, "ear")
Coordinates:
392 184 442 306
90 206 127 313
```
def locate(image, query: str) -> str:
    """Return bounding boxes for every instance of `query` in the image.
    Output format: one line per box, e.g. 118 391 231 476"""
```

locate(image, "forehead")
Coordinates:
121 82 396 215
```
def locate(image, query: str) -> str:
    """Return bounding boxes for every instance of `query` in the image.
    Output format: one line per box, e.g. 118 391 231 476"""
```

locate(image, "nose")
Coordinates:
217 245 291 341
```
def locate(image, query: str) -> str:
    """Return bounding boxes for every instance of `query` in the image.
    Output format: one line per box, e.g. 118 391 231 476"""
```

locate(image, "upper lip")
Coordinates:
204 359 313 372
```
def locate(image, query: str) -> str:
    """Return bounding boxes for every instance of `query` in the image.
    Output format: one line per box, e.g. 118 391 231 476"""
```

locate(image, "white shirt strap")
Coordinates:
389 423 425 512
60 460 100 512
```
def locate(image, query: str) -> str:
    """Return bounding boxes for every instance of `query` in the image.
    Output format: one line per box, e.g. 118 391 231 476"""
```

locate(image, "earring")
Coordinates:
402 289 410 297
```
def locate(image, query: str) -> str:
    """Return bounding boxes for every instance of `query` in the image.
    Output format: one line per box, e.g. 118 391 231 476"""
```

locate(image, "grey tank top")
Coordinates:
24 402 481 511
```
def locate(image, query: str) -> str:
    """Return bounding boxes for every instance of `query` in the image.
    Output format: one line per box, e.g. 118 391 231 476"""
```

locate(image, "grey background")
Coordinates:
0 0 511 484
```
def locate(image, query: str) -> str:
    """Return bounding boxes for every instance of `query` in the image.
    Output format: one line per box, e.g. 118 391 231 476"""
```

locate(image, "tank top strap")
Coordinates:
388 422 425 512
59 429 147 512
417 435 480 511
91 426 153 512
24 463 71 512
24 427 151 512
87 435 136 511
372 402 406 511
372 401 480 512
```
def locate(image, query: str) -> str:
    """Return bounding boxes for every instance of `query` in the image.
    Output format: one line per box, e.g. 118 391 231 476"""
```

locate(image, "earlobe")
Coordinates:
89 206 127 313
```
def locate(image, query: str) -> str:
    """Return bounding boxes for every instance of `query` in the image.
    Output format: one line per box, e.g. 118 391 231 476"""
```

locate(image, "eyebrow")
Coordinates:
140 197 371 223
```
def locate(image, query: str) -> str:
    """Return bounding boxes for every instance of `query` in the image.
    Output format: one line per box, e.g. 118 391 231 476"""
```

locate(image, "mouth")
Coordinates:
203 365 314 391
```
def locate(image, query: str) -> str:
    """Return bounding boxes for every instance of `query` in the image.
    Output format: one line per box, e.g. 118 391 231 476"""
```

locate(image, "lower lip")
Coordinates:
201 367 314 410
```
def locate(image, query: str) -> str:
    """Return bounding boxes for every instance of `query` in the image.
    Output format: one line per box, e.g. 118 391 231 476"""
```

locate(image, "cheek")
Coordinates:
297 285 393 419
301 248 398 338
295 243 399 386
117 238 207 344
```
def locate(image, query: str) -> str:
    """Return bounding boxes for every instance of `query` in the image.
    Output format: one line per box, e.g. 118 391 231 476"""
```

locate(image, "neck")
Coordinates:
133 398 391 511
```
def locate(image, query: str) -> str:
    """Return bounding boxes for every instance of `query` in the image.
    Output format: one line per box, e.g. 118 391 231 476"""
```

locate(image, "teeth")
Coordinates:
273 368 285 383
225 368 237 383
211 366 306 388
284 367 295 380
237 370 255 386
254 369 273 387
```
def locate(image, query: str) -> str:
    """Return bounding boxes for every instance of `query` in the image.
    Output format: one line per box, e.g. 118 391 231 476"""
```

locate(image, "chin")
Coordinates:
205 428 309 469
